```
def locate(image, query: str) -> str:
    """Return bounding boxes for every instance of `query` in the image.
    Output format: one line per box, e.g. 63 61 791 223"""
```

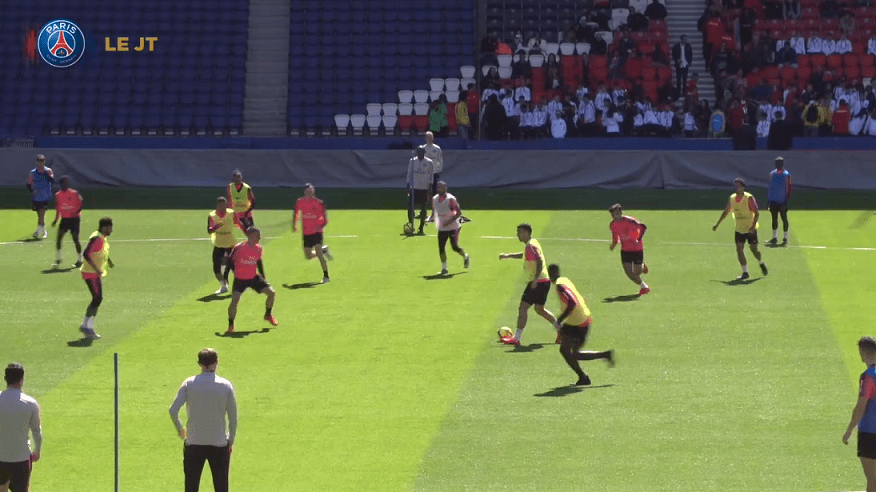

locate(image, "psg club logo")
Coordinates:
37 19 85 68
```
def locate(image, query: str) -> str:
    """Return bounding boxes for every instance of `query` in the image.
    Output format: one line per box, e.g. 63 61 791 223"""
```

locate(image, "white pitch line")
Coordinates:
0 235 358 246
480 236 876 252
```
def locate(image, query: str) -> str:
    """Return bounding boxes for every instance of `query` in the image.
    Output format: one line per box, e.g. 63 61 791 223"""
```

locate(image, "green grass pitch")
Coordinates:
1 189 874 492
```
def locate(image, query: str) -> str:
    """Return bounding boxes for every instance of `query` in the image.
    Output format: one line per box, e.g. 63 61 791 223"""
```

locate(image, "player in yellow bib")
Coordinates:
549 264 614 386
713 178 768 280
79 217 114 340
208 196 239 294
498 223 560 345
227 170 255 231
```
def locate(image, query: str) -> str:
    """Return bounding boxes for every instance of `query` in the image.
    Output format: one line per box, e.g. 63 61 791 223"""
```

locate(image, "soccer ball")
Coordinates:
403 222 414 236
497 326 513 340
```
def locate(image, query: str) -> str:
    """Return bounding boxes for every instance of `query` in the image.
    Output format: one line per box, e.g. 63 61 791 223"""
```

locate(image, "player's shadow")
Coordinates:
505 342 547 353
282 282 320 290
17 237 41 243
602 294 640 303
764 242 787 249
534 384 615 397
422 272 468 280
197 293 231 302
215 328 272 338
41 266 76 274
713 277 764 286
850 210 875 229
67 338 94 348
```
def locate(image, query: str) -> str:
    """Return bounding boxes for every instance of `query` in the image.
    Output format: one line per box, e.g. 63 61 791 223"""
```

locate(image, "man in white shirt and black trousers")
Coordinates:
407 146 435 235
170 348 237 492
0 363 41 492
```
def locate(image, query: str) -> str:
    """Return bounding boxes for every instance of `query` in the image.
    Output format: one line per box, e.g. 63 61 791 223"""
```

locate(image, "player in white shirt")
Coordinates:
418 132 443 223
407 147 435 235
432 181 469 275
0 363 42 492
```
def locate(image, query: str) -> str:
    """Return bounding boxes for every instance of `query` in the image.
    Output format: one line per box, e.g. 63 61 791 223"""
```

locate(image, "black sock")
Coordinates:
323 269 329 278
265 307 272 317
228 317 234 326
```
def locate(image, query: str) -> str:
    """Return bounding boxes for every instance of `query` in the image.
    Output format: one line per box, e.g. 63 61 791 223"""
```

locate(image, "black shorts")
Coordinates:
232 276 270 294
521 281 550 306
212 246 232 266
0 460 31 490
31 200 48 211
620 250 644 265
58 217 80 235
768 201 788 214
303 232 323 248
411 189 429 206
859 431 876 459
560 321 591 344
735 231 758 245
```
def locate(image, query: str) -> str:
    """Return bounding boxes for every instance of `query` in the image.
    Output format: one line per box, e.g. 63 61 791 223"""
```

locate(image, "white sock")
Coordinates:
441 261 447 270
772 229 778 239
87 316 96 329
56 249 62 261
641 281 648 288
742 265 749 273
77 252 83 261
783 231 788 240
82 316 89 327
514 328 524 341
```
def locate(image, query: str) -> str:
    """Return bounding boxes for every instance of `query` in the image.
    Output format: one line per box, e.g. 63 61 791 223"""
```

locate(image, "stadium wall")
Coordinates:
0 148 873 190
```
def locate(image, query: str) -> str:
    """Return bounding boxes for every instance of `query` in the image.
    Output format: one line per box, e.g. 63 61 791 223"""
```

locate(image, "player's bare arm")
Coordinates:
257 259 265 279
499 252 524 260
107 257 114 269
844 394 869 444
713 199 732 230
83 238 101 274
748 198 759 233
292 207 299 232
532 257 544 288
247 190 256 212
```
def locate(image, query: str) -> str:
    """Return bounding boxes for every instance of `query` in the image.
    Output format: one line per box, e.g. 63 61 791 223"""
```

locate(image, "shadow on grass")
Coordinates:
422 272 468 280
41 266 77 274
197 293 232 302
712 277 764 286
534 384 615 397
602 294 641 303
214 328 272 338
850 210 875 229
505 342 547 353
764 241 788 249
282 282 320 290
67 338 94 348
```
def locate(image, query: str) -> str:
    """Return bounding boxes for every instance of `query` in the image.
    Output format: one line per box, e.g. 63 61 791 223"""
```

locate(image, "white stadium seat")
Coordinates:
497 54 512 67
559 43 575 55
334 114 350 136
529 54 544 67
350 114 366 136
366 115 382 134
366 103 382 116
382 114 398 135
398 103 413 116
445 90 460 103
413 103 429 116
398 90 413 103
429 90 444 102
382 103 398 116
460 65 476 78
413 90 429 103
444 78 460 92
429 78 445 91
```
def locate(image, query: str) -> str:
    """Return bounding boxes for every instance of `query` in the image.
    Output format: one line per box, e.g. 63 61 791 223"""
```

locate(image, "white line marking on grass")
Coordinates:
0 234 358 246
480 236 876 252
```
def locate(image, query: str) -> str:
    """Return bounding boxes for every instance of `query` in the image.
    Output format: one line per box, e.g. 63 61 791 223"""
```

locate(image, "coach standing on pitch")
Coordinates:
407 146 435 235
169 348 237 492
0 363 42 492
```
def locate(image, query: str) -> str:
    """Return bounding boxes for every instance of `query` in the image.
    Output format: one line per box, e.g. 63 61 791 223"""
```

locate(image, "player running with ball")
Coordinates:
609 203 650 295
432 181 469 275
293 183 332 284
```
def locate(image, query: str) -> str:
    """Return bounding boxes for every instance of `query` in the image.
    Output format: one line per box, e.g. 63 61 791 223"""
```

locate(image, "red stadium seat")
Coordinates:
413 115 429 133
638 42 656 56
845 65 860 80
797 54 810 67
642 67 657 80
801 7 818 18
590 66 608 83
843 54 858 66
809 53 826 68
625 58 643 79
658 66 672 84
780 66 796 82
861 56 875 67
590 55 608 68
862 66 876 78
446 104 457 133
398 115 414 134
796 65 811 82
826 54 842 69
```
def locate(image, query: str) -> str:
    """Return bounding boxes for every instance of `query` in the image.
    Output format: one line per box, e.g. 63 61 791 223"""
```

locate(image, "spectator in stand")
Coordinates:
483 66 500 88
652 43 670 67
551 110 568 138
505 94 523 139
835 33 853 54
753 79 773 102
608 53 624 79
644 0 668 20
627 7 650 32
867 108 876 136
611 83 626 106
511 51 531 79
821 0 841 17
695 99 711 136
532 99 549 138
818 95 834 134
466 83 479 136
839 11 856 34
617 29 637 63
800 84 817 105
771 102 787 122
725 69 747 100
849 107 869 135
603 105 624 135
514 76 531 102
428 95 449 138
456 91 471 140
483 94 506 140
783 31 806 55
518 102 534 139
784 0 802 19
802 99 821 135
737 9 756 48
869 36 876 55
592 33 607 55
726 98 746 136
576 94 598 136
683 102 699 137
758 99 774 121
753 33 775 68
547 93 564 119
658 103 675 136
561 93 578 136
501 88 516 117
768 110 794 149
590 8 611 31
807 33 824 55
546 65 563 91
595 84 612 115
832 99 851 135
673 35 694 95
776 42 798 66
756 112 772 137
580 54 591 88
821 33 838 55
641 103 664 136
764 0 784 19
686 72 700 105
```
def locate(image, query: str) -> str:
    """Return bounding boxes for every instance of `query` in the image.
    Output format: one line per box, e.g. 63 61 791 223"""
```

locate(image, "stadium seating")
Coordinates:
0 0 247 138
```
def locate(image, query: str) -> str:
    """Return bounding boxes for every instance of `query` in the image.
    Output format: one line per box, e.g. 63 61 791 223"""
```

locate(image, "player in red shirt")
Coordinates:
227 227 277 333
50 176 84 268
292 183 332 284
609 203 650 295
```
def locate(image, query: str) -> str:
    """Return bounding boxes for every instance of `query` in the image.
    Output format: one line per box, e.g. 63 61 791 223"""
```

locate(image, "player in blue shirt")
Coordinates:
25 154 55 239
766 157 791 246
844 336 876 492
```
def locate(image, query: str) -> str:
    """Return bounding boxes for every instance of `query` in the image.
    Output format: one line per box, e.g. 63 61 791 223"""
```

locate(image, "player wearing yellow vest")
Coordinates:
79 217 114 340
549 264 614 386
209 196 239 294
498 223 560 346
227 170 255 231
713 178 768 280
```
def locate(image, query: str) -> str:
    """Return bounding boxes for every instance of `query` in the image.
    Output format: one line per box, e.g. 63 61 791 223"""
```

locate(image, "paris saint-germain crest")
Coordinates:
37 19 86 68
